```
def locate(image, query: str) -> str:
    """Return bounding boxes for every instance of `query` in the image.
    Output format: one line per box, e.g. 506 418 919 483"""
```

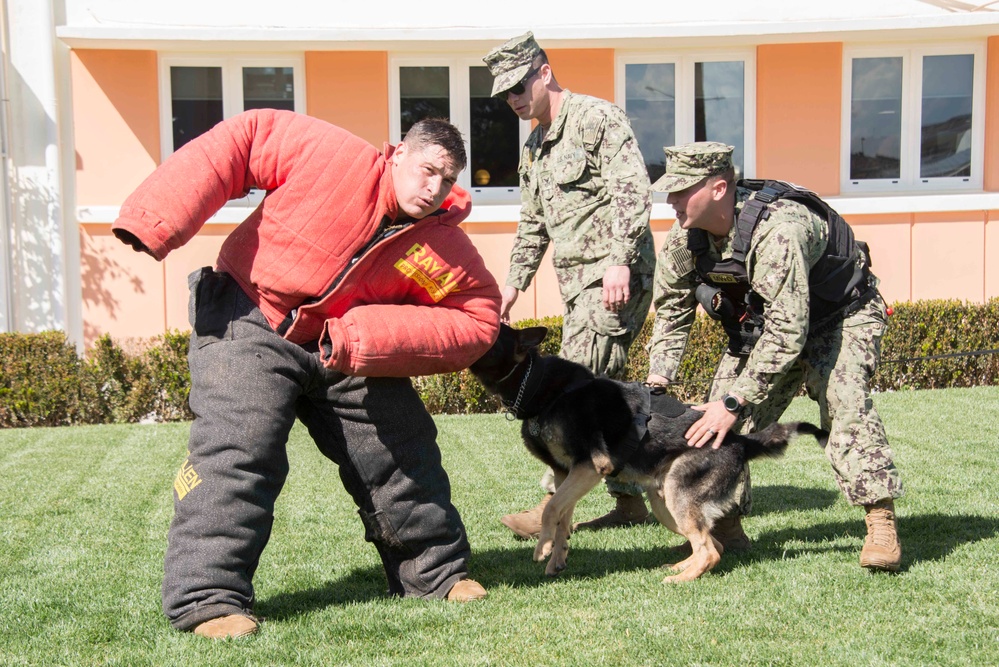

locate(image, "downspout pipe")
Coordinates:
0 0 14 332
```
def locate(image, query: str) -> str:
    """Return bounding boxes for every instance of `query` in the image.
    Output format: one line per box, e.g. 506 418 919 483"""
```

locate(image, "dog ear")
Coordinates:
515 326 548 353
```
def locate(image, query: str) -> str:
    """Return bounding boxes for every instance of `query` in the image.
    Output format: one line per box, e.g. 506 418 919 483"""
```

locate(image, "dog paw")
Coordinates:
545 542 569 575
545 559 566 577
667 556 694 572
534 540 553 562
663 567 707 583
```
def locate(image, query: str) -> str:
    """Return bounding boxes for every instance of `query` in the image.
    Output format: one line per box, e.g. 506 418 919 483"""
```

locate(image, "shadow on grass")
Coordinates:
258 542 676 621
258 506 999 620
258 569 389 620
751 485 840 515
708 511 999 576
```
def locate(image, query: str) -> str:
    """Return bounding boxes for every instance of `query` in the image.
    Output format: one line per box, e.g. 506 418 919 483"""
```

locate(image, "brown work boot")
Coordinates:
713 514 752 550
670 515 752 556
500 493 553 539
573 494 650 531
192 614 258 639
446 578 487 602
860 499 901 572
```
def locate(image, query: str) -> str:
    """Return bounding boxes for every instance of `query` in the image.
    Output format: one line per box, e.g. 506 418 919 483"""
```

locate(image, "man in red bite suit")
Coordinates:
113 110 501 639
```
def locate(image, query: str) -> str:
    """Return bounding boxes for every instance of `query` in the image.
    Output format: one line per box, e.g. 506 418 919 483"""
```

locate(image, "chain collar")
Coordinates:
503 355 534 421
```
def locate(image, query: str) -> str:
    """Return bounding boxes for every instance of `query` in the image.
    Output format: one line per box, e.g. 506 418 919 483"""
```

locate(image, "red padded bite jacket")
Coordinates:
113 109 501 377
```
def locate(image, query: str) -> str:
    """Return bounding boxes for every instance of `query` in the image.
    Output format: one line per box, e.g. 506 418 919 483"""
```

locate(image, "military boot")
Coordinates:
192 614 258 639
573 494 651 531
500 492 553 539
670 514 752 556
860 499 901 572
712 514 752 550
446 578 488 602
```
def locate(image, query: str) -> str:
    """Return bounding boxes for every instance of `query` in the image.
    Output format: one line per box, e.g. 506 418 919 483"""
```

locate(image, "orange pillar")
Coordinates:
985 36 999 192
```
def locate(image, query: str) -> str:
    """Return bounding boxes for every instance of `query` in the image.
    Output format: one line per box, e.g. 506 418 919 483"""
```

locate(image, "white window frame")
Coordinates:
389 54 532 204
841 42 985 193
615 49 757 190
158 54 306 161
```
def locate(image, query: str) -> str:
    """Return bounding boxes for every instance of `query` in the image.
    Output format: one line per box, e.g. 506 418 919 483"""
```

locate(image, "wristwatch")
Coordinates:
722 393 744 416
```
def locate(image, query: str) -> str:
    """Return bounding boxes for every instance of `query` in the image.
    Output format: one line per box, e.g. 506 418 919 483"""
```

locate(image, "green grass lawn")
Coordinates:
1 386 997 666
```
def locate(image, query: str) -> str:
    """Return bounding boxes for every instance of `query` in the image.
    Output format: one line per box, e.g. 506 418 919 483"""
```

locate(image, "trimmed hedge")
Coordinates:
1 299 997 427
0 332 81 427
1 330 193 428
877 299 999 390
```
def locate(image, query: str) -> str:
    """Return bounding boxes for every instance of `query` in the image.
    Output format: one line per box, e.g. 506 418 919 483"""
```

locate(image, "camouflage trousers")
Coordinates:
714 293 904 514
539 273 653 498
559 272 653 379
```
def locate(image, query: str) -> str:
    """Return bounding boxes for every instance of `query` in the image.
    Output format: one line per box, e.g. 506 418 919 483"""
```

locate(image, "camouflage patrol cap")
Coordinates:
650 141 734 193
483 31 543 97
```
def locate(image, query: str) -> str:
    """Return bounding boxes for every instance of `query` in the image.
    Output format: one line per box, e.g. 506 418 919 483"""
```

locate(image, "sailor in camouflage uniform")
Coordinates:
646 141 903 571
484 31 656 537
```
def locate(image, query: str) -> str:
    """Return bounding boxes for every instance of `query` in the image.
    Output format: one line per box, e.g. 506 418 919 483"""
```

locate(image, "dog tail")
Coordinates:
739 422 829 460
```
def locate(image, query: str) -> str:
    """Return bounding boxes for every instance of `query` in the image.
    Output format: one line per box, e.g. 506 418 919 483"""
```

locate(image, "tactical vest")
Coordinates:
688 179 874 355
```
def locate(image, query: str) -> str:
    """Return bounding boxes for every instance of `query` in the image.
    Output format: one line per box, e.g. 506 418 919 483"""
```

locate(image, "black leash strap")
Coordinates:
664 347 999 388
879 348 999 365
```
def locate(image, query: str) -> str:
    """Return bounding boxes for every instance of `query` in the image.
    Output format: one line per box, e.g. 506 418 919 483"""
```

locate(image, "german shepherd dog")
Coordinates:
469 324 828 583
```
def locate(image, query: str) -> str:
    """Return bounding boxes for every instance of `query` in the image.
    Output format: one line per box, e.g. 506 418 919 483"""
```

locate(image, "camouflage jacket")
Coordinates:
647 185 831 405
507 91 655 303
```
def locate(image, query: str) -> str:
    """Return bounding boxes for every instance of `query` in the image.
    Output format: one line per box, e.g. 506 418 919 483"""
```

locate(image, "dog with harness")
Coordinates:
470 324 828 583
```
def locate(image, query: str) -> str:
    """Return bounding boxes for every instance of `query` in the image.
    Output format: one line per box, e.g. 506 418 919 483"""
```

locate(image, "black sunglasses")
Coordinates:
498 65 541 98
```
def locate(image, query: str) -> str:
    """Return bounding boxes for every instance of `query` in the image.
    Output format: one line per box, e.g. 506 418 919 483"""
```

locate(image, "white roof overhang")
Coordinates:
56 0 999 51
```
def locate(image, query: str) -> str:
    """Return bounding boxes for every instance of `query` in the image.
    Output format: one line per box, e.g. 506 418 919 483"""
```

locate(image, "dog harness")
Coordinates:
606 384 654 477
606 385 691 476
508 356 697 477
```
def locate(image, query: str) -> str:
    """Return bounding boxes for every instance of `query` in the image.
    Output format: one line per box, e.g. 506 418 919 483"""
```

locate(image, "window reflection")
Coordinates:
625 63 675 184
170 66 223 151
920 54 973 178
625 61 746 181
243 67 295 112
850 57 902 180
469 66 519 188
400 67 450 137
695 61 745 177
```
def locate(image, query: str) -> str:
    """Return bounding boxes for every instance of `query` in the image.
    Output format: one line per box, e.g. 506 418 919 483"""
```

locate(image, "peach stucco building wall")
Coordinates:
842 216 911 304
756 43 842 196
72 49 172 346
305 51 389 147
70 41 999 350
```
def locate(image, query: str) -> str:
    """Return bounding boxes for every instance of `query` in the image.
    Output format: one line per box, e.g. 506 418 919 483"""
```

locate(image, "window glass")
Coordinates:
850 57 903 180
400 66 450 137
920 54 973 179
170 66 223 151
468 66 519 188
242 67 295 112
695 61 745 177
625 63 675 184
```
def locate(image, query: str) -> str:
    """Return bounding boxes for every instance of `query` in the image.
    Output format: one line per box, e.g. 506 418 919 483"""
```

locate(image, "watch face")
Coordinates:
723 395 740 412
